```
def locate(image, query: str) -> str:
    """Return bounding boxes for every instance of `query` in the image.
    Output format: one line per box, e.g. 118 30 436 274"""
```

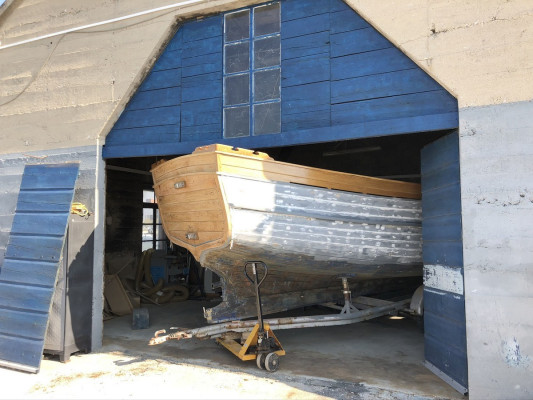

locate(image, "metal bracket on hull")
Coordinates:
323 277 360 314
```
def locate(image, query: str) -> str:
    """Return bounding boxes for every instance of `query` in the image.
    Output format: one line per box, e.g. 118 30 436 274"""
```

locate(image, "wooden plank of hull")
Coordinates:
217 153 421 199
152 144 421 200
152 167 230 259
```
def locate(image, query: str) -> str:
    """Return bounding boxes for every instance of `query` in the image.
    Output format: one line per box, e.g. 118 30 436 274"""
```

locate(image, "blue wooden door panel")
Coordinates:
0 162 79 373
5 235 68 263
15 190 78 212
0 334 44 370
0 260 59 287
421 133 468 393
0 308 49 339
104 0 458 159
0 283 54 312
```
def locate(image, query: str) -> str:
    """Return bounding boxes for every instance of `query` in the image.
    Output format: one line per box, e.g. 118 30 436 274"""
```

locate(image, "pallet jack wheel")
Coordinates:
256 353 266 370
264 352 279 372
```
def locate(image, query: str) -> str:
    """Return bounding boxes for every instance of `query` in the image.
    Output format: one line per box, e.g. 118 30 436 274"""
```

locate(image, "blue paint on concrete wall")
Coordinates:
103 0 458 158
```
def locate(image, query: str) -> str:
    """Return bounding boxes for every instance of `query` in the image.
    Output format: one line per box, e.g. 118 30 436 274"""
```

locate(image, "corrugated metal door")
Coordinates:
421 132 468 394
0 163 79 373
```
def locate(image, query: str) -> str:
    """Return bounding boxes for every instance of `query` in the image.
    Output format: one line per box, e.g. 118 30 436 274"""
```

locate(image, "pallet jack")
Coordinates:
149 262 424 373
216 261 285 372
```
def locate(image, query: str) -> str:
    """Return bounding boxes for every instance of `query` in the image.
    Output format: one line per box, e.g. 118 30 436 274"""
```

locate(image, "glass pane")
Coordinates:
254 102 281 135
143 208 153 224
143 190 155 203
156 209 161 224
254 69 280 102
225 10 249 42
254 3 280 36
156 224 166 241
224 42 249 74
224 74 249 106
225 106 250 138
254 36 280 68
142 224 153 243
156 241 167 250
142 242 153 251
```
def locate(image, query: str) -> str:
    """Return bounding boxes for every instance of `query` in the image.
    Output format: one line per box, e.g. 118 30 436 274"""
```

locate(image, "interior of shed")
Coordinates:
103 130 447 319
99 130 468 397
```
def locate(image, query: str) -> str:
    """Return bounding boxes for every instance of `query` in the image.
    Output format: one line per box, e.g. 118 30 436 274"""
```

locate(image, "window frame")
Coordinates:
223 2 281 138
142 190 167 251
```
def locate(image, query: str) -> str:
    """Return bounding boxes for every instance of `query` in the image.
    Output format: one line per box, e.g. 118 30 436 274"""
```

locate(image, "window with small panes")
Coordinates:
223 2 281 138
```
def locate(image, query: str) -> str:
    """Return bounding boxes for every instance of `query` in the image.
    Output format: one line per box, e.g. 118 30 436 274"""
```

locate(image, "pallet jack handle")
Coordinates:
244 261 268 333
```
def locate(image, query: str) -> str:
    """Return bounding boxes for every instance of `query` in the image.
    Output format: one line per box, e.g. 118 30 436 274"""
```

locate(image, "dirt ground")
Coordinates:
0 342 450 400
0 300 461 399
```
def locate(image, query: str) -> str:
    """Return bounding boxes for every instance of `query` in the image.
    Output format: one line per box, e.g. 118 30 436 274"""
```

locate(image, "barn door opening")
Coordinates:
421 132 468 394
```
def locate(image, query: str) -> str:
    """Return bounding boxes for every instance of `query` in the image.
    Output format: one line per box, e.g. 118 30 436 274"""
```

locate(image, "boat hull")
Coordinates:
201 174 422 322
151 145 423 323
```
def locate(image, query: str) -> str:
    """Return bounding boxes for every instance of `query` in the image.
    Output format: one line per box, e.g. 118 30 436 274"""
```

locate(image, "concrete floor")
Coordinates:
103 299 463 399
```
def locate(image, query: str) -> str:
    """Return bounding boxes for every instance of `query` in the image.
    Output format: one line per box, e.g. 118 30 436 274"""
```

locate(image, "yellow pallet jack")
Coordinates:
216 261 285 372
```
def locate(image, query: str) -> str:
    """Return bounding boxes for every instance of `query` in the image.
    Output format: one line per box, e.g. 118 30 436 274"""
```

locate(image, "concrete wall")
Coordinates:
0 0 265 155
345 0 533 108
344 1 533 398
459 101 533 399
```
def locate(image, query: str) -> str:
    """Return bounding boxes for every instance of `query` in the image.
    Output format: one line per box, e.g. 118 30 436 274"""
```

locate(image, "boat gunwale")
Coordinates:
151 147 421 200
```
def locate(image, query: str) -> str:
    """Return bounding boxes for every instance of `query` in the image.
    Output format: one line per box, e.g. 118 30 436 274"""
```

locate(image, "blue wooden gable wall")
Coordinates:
103 0 458 158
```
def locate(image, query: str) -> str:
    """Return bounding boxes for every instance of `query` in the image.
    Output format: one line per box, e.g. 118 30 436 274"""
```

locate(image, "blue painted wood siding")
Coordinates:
103 0 458 158
421 132 468 391
0 163 79 373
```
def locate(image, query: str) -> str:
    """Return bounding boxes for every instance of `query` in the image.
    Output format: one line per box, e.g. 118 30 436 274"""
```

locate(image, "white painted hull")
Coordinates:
201 174 423 322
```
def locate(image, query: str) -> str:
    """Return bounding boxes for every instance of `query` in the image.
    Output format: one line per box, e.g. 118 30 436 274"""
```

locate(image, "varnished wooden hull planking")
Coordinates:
152 145 423 323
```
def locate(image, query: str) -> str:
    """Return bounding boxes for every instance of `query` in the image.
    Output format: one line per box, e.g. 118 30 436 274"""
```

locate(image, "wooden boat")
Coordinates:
151 144 423 323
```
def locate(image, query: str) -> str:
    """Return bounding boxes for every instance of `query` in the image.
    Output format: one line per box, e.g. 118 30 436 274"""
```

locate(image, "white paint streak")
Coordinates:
424 264 464 295
502 338 531 369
